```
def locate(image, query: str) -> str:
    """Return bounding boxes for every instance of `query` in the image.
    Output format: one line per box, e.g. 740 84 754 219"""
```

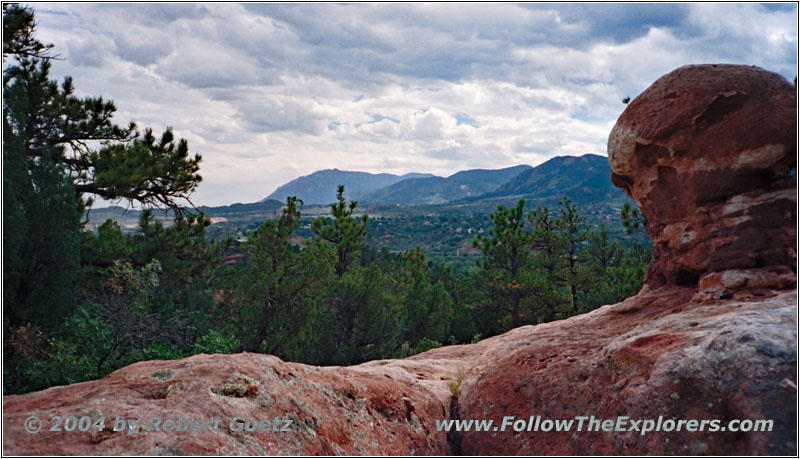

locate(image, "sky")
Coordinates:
28 2 798 207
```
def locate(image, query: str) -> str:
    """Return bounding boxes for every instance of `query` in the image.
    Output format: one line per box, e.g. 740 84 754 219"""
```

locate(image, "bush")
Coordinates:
193 329 240 355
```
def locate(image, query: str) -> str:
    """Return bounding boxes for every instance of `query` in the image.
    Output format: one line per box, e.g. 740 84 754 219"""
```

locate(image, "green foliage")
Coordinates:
193 329 240 355
219 197 334 356
83 128 203 209
3 4 54 59
312 185 368 277
399 248 454 345
447 367 466 397
78 261 178 374
447 279 480 343
2 6 212 394
13 339 96 394
467 197 652 336
2 5 656 397
3 157 81 330
4 260 194 394
4 53 201 210
78 209 221 338
621 202 646 235
130 209 220 291
394 337 443 359
316 264 402 364
554 197 589 313
473 200 539 330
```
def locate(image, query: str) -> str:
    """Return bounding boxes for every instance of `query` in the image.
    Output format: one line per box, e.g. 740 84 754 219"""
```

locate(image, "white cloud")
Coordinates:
27 2 798 206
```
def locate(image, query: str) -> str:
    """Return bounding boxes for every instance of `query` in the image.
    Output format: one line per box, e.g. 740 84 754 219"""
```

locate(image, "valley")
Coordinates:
85 154 640 271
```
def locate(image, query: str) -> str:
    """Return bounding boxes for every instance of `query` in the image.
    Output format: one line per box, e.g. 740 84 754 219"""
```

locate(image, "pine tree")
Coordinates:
3 4 205 329
311 185 368 277
3 4 54 59
555 197 588 314
528 206 569 321
4 10 202 212
399 247 454 346
221 197 334 355
578 224 625 310
620 202 646 235
473 200 538 329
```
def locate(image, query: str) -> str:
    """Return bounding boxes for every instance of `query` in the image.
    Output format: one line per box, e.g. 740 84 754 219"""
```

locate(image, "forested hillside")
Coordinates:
359 164 532 205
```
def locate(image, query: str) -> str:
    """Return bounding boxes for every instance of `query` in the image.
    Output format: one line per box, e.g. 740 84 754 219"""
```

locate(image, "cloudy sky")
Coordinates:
31 3 797 207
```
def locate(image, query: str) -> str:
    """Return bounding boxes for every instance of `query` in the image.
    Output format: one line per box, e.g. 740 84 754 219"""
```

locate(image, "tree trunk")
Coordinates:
571 284 578 314
511 296 521 329
249 299 272 352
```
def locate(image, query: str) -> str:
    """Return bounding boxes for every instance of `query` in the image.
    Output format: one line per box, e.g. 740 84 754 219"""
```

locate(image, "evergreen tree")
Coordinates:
399 247 454 346
220 197 334 355
312 185 368 277
4 54 202 211
129 210 221 294
577 224 625 310
3 4 54 59
554 197 589 314
3 5 204 331
3 158 81 329
528 206 570 321
620 202 646 235
473 200 538 330
3 5 211 394
317 265 401 364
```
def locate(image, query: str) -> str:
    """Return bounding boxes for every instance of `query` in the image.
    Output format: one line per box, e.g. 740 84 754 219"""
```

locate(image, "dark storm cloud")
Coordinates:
546 3 690 43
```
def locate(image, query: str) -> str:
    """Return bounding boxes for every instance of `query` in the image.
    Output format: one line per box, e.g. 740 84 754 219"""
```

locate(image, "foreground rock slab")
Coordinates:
3 287 796 455
458 287 797 455
3 352 467 455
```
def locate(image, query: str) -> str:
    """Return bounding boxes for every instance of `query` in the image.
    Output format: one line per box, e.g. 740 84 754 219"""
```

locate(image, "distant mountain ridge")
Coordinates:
260 154 619 209
359 165 532 205
261 169 433 205
86 154 624 234
480 154 615 202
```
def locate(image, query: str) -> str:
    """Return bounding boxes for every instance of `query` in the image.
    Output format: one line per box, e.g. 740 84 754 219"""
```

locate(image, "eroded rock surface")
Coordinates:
2 353 467 455
457 288 796 455
459 63 797 456
607 64 796 290
3 64 796 455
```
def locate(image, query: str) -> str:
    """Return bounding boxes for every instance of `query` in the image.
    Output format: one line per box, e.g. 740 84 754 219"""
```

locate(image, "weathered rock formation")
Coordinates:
607 64 796 291
4 64 796 455
458 64 797 456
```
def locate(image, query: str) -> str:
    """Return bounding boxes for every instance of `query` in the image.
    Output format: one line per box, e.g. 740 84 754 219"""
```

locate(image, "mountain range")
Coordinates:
261 170 434 205
358 165 532 205
467 154 618 202
263 154 619 208
87 154 624 231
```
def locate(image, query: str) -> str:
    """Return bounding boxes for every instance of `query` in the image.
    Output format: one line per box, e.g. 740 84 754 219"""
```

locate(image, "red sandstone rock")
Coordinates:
4 288 795 455
457 288 797 455
457 63 797 456
607 64 796 290
3 64 797 455
2 353 467 455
